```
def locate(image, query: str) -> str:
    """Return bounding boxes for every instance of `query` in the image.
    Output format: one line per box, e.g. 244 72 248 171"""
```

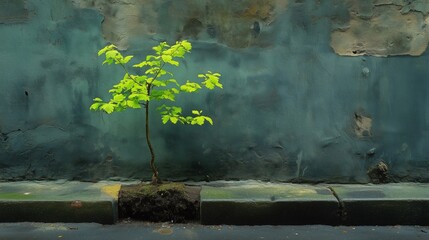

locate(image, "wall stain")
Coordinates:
331 0 429 56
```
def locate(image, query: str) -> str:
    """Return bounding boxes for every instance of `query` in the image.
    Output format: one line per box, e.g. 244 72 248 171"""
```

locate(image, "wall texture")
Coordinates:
1 0 429 183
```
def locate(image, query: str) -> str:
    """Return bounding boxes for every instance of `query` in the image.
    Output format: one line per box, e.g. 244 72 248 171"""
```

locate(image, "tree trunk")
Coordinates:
145 100 159 184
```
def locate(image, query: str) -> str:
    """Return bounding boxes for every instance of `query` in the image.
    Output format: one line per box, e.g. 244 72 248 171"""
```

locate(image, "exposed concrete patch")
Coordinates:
353 112 372 138
73 0 288 49
331 1 429 56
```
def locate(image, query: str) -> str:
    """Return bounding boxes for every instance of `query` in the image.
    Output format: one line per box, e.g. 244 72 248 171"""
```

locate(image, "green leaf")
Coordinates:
129 93 149 102
201 72 223 90
122 79 135 90
122 55 133 64
192 110 201 115
151 90 175 101
133 61 147 68
139 94 150 101
153 45 162 54
170 116 178 124
145 68 159 75
106 50 119 59
169 60 179 66
180 81 201 93
160 69 172 76
93 98 103 102
204 81 214 89
192 116 205 126
146 55 157 60
135 76 148 84
126 100 141 108
180 40 192 51
101 103 115 114
162 115 170 124
167 79 179 86
113 94 126 103
161 55 172 63
102 59 114 65
174 47 186 58
152 80 166 87
204 116 213 125
171 106 182 115
185 116 193 124
98 44 116 56
90 102 103 110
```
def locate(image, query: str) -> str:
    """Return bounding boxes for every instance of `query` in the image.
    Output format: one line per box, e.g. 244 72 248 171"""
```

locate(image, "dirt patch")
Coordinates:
118 182 201 223
367 161 389 184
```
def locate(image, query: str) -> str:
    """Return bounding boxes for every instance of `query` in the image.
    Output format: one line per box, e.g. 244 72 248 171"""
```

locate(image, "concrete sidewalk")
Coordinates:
0 180 428 225
0 181 121 224
200 182 429 225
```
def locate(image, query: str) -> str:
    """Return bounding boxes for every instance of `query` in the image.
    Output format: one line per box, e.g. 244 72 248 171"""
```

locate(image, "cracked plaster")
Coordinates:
72 0 288 49
331 0 429 56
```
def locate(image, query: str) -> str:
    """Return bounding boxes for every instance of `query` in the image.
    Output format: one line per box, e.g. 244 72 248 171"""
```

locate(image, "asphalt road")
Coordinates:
0 222 428 240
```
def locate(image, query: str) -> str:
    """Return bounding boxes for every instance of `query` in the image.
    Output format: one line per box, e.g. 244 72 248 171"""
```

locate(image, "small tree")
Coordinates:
90 40 222 184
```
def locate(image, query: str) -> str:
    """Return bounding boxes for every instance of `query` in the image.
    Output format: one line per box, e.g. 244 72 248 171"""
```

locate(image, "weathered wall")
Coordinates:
1 0 429 182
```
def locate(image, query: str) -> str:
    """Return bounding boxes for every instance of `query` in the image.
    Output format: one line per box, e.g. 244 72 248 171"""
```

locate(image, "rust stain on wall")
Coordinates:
331 0 429 56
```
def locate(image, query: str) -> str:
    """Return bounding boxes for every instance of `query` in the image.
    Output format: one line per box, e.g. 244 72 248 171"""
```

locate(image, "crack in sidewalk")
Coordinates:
328 186 346 222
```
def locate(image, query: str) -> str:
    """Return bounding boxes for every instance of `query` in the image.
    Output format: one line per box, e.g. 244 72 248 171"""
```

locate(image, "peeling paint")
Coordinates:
354 112 372 138
331 1 429 56
73 0 288 49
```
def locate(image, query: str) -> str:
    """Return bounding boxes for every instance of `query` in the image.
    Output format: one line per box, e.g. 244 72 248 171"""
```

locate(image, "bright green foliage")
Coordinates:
91 40 221 183
90 40 222 125
199 72 223 90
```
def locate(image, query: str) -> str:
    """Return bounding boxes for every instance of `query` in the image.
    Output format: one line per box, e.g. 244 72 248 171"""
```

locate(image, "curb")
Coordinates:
1 181 428 225
200 184 339 225
199 182 429 226
329 184 429 225
0 181 120 224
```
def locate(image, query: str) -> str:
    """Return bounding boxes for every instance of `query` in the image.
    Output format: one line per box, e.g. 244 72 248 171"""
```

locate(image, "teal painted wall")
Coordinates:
1 0 429 183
